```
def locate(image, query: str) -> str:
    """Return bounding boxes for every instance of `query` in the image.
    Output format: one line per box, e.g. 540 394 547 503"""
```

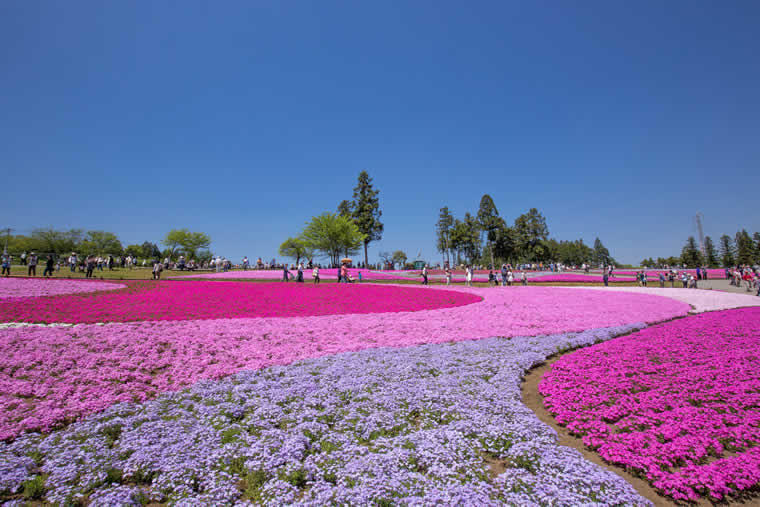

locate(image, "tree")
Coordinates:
124 244 143 259
592 238 611 267
391 250 408 269
680 236 703 267
163 229 211 260
735 229 754 265
460 213 482 264
30 228 83 256
435 206 454 265
300 212 365 267
477 195 502 268
279 237 311 266
81 231 123 256
703 236 718 267
378 251 393 268
492 225 517 264
719 234 735 267
350 171 383 267
513 209 549 262
141 241 161 259
337 200 353 218
754 232 760 264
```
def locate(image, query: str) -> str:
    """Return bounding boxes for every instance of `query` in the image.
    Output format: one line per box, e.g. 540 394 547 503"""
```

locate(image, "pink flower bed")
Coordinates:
609 269 726 278
0 278 125 299
539 307 760 501
564 286 760 313
528 274 636 283
0 281 480 324
175 268 414 281
0 286 689 439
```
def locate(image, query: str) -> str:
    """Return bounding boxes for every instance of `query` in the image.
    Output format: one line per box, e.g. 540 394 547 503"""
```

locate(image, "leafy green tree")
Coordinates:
513 209 549 262
492 225 517 264
278 237 311 266
681 236 703 267
435 206 454 265
458 213 482 264
703 236 718 267
163 229 211 260
81 231 123 256
719 234 735 267
735 229 754 265
391 250 408 269
592 237 610 266
141 241 161 259
350 171 383 267
30 228 83 256
477 195 503 268
300 212 365 267
124 244 144 259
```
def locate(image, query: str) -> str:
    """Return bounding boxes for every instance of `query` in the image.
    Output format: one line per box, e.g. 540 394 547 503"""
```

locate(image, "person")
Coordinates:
421 265 428 285
27 252 38 276
507 269 514 286
521 270 527 286
152 261 163 280
659 272 665 288
69 252 78 272
358 271 363 283
501 264 507 287
445 268 452 286
20 251 27 266
283 264 291 282
340 263 349 283
43 255 55 278
313 266 320 284
296 263 304 282
641 272 647 287
1 253 10 277
85 256 95 278
488 270 495 287
681 272 688 288
603 272 609 286
465 265 473 287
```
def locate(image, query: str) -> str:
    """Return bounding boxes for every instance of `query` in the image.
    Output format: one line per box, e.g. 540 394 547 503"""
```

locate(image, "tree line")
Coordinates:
3 228 211 262
642 230 760 268
435 195 616 267
279 171 384 267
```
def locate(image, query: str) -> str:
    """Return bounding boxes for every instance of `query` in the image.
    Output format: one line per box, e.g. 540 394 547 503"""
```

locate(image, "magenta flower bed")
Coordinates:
529 274 636 283
0 281 479 323
539 307 760 501
0 278 125 299
0 287 689 439
176 268 413 281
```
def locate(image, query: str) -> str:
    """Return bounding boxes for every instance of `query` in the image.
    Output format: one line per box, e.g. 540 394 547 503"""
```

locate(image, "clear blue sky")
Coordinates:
2 1 758 265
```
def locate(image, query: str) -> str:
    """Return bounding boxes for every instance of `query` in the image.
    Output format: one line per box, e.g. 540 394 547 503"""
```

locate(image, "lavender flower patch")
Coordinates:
0 325 650 506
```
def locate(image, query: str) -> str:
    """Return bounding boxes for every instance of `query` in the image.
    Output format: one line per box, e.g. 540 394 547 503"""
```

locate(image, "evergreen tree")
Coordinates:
337 200 353 217
703 236 718 267
719 234 735 267
680 236 703 267
350 171 383 267
435 206 454 265
754 232 760 264
513 208 549 262
476 195 502 268
592 238 610 266
735 229 754 265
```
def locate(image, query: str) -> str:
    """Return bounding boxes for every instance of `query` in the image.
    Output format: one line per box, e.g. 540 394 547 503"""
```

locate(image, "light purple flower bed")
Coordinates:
0 278 126 299
0 326 651 505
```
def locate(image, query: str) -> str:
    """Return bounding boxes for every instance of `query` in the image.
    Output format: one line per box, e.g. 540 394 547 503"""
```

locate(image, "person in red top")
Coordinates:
340 263 350 283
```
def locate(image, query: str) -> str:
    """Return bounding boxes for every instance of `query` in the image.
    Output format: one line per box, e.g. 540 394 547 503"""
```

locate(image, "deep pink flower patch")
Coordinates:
539 307 760 501
0 281 481 323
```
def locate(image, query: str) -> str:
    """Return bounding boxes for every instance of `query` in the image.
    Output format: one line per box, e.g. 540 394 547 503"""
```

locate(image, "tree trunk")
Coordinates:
364 242 369 268
489 241 494 269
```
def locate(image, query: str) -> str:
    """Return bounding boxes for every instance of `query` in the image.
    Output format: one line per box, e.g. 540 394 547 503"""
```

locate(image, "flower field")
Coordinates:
176 268 415 281
539 307 760 501
0 276 757 505
0 278 125 299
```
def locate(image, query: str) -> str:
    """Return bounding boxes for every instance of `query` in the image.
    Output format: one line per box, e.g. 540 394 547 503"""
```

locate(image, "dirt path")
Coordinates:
521 356 717 507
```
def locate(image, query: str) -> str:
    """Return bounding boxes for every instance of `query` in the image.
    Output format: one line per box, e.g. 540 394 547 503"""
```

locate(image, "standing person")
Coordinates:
282 264 290 282
488 270 495 287
507 269 514 286
641 272 647 287
242 256 249 271
152 261 163 280
312 266 320 284
445 268 452 286
358 271 363 283
521 270 527 285
69 253 78 272
1 252 10 277
465 265 473 287
340 263 349 283
26 252 38 276
20 251 27 266
43 255 55 278
659 272 665 288
85 256 95 278
501 264 507 287
421 265 428 285
296 263 304 282
603 272 609 287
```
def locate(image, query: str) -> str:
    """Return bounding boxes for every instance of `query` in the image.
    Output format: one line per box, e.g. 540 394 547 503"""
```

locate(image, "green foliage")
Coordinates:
477 195 504 267
735 229 754 265
593 237 611 266
80 231 123 256
141 241 161 259
514 209 549 262
436 206 454 264
278 237 311 265
300 212 365 266
391 250 407 269
22 474 47 499
703 236 719 267
754 232 760 264
124 244 144 259
162 229 211 260
350 171 383 266
30 228 83 256
680 236 703 267
241 469 269 501
719 234 735 267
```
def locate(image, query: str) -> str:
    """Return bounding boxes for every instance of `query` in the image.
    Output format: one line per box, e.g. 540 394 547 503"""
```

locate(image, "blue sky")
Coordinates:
2 1 758 265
